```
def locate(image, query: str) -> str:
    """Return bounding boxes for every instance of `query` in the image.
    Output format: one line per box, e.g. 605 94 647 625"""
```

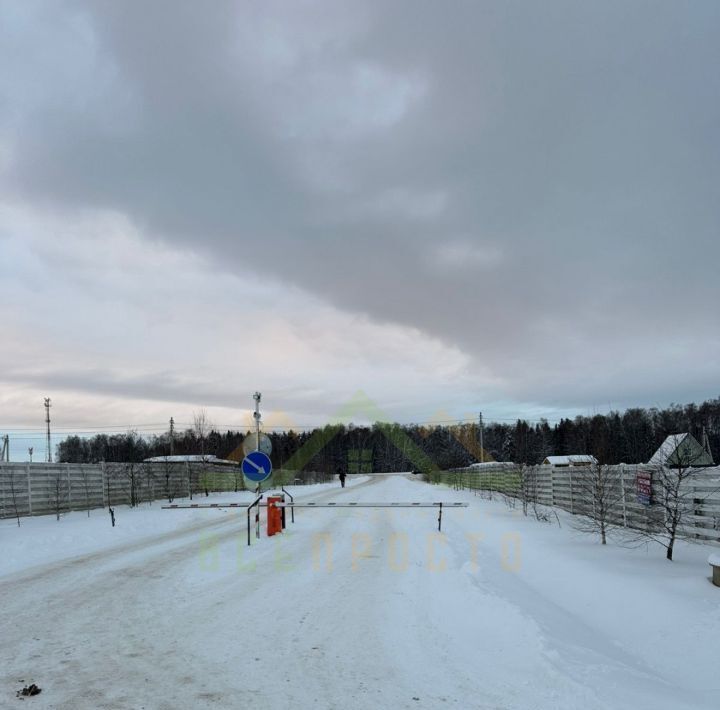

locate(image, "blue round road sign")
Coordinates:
242 450 272 482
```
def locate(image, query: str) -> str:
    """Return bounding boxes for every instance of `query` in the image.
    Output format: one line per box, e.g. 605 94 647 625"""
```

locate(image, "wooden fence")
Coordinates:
0 461 245 519
442 464 720 545
0 462 337 520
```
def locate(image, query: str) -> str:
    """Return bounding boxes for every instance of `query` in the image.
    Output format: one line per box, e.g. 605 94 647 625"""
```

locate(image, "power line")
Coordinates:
0 422 174 431
0 425 178 434
1 423 565 440
0 418 563 435
0 411 587 439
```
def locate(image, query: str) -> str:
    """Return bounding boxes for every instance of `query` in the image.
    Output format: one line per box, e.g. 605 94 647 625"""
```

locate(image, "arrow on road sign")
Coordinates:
242 450 272 483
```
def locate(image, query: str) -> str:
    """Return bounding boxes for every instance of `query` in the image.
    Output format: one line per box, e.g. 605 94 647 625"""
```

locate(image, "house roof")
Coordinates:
469 447 495 464
648 434 688 466
647 433 714 467
544 455 597 465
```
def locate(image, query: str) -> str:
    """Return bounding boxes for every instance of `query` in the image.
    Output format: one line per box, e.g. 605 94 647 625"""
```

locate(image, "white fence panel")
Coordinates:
449 463 720 547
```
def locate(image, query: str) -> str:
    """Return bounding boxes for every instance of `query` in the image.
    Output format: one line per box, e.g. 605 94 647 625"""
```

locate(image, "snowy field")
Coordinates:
1 474 718 709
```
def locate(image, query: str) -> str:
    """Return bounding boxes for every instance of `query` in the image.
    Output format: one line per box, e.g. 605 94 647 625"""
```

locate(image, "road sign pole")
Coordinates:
253 391 262 493
253 392 261 451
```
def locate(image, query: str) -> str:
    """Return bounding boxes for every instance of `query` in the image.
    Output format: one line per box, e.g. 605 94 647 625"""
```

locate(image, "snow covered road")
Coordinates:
1 474 718 709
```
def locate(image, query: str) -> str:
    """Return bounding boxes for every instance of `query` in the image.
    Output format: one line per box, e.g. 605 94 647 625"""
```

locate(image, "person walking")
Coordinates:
338 467 347 488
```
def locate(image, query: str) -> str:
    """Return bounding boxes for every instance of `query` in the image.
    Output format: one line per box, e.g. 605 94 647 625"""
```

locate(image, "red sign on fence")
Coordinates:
636 469 652 506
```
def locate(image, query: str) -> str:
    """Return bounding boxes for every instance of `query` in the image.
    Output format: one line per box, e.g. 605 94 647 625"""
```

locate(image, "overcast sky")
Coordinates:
1 1 719 453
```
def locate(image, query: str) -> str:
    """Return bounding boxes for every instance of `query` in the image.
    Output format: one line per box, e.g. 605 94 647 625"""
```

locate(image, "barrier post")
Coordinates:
247 494 262 546
267 496 283 537
282 486 294 524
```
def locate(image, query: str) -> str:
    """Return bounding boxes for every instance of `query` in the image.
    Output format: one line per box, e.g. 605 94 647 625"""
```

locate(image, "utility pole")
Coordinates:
169 417 175 456
1 434 9 462
479 412 484 464
28 446 33 463
44 397 52 463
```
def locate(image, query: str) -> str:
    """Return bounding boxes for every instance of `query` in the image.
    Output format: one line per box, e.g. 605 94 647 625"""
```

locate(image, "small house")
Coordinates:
647 433 714 468
144 455 237 466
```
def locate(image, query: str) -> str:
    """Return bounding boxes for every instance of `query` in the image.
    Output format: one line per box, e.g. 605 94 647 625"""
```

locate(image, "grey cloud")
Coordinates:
2 0 719 411
5 364 338 422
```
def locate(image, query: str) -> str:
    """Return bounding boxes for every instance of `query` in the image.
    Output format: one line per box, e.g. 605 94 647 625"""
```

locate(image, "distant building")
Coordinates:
542 455 597 467
144 455 237 466
647 433 714 468
470 448 495 465
468 461 513 470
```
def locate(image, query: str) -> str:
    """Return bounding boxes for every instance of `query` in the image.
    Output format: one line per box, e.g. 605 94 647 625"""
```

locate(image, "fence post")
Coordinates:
549 467 555 506
620 466 628 528
101 462 107 507
568 468 574 514
26 463 33 515
186 462 191 498
67 465 72 508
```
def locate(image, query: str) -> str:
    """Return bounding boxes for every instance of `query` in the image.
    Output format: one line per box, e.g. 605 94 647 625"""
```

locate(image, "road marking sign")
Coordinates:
242 450 272 482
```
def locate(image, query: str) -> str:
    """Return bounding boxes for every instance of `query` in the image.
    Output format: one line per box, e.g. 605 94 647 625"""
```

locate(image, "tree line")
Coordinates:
57 396 720 471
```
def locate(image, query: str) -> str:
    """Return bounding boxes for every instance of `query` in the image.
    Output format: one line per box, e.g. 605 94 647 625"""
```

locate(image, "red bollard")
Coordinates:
267 496 283 537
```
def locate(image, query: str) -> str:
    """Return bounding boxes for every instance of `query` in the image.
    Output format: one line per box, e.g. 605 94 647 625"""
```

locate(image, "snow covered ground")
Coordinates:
1 474 718 709
0 476 369 576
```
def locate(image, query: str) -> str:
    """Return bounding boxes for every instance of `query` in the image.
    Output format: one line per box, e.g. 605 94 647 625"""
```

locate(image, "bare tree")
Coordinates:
451 468 465 491
79 466 93 517
518 465 539 517
500 486 518 510
193 410 210 457
645 444 717 561
8 470 22 526
572 463 625 544
200 467 212 498
187 462 195 501
123 462 141 508
144 464 155 504
163 458 178 503
104 462 115 526
49 470 68 521
193 409 213 496
519 465 561 526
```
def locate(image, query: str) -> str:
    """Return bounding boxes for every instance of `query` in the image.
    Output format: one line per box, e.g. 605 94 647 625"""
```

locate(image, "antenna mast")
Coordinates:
44 397 52 463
